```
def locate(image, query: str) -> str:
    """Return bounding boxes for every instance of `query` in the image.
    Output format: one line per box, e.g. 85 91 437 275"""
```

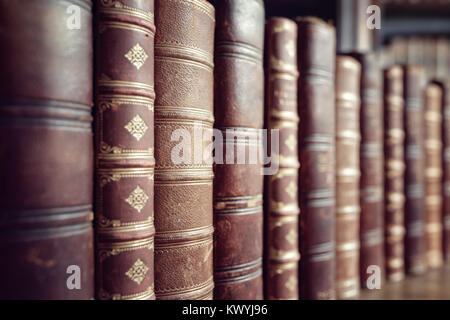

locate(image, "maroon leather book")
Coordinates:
442 81 450 262
154 0 215 300
264 17 300 300
383 66 406 282
352 53 385 287
403 65 426 275
213 0 265 300
297 17 336 300
94 0 155 300
424 83 444 269
0 0 94 299
335 55 361 299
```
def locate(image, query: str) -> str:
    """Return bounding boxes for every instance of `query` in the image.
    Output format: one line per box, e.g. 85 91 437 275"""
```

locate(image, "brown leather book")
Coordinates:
213 0 265 300
297 17 336 300
154 0 215 300
335 55 361 299
0 0 94 299
442 81 450 262
403 65 426 275
264 17 300 301
383 66 406 282
424 83 444 269
94 0 155 300
352 53 385 288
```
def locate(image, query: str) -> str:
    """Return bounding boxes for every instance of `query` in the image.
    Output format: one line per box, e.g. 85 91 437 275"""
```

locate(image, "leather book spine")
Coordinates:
154 0 215 300
403 65 426 275
95 0 155 300
352 53 385 287
424 83 444 269
213 0 265 300
0 0 94 299
384 66 406 282
264 17 300 301
335 55 361 299
443 81 450 261
297 17 336 300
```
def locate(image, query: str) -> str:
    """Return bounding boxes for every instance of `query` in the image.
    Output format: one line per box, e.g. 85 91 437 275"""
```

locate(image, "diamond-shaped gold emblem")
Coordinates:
285 275 297 291
125 259 148 285
124 43 148 70
125 186 149 213
285 181 297 198
285 229 297 245
284 134 296 151
124 114 148 141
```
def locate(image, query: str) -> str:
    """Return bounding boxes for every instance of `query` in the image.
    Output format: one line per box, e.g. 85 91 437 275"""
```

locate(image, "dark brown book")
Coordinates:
335 55 361 299
384 65 406 282
403 65 426 275
0 0 94 299
297 17 336 300
213 0 265 300
264 17 300 300
424 83 444 269
154 0 215 300
352 53 385 288
94 0 155 300
442 80 450 261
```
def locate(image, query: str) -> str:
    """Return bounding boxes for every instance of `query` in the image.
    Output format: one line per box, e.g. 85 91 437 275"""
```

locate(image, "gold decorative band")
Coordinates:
98 94 154 112
99 0 155 25
336 241 359 252
155 55 212 72
98 74 154 92
267 215 298 229
98 285 155 300
97 215 154 234
387 258 404 269
426 222 443 233
98 21 155 35
97 237 154 262
336 92 360 103
155 225 214 245
425 111 442 122
268 247 300 261
155 44 213 69
336 130 361 140
269 109 299 121
154 234 213 250
98 168 154 187
154 105 214 124
336 205 360 215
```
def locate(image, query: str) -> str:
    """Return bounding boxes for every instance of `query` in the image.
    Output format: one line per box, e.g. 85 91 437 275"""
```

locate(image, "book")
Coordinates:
403 65 426 275
384 65 406 282
297 17 336 300
352 53 385 288
0 0 94 299
424 83 443 269
154 0 215 300
94 0 156 300
335 55 361 299
442 80 450 262
264 17 300 300
213 0 265 300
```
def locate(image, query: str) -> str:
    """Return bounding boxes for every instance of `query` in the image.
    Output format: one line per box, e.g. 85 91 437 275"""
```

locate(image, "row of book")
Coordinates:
1 0 449 300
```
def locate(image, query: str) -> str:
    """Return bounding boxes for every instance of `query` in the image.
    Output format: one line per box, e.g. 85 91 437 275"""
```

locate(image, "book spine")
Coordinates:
443 81 450 261
213 0 265 300
335 55 361 299
424 83 444 269
0 0 94 299
384 66 406 282
154 0 215 300
403 65 426 275
354 53 385 287
297 17 336 300
94 0 156 300
264 17 300 300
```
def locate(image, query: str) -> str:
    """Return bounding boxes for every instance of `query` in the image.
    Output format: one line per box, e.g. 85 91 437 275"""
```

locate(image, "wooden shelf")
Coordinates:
359 263 450 299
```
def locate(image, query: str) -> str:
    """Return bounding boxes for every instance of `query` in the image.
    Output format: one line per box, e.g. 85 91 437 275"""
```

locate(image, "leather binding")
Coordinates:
424 83 444 269
95 0 155 300
352 53 385 287
403 65 426 275
442 81 450 261
264 17 300 300
213 0 265 300
154 0 215 300
383 66 406 282
0 0 94 299
335 55 361 299
297 17 336 300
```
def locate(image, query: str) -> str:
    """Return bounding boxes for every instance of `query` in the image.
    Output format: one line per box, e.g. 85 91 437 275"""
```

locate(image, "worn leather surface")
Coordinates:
0 0 94 299
264 17 300 301
95 0 156 300
297 17 336 300
154 0 215 300
441 81 450 262
213 0 265 300
335 55 361 299
403 65 426 275
352 53 385 287
424 83 443 269
383 66 406 282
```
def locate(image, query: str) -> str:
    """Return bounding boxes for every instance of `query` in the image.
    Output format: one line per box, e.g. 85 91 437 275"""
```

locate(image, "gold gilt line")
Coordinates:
97 238 154 262
97 215 154 233
98 142 153 160
98 285 154 300
267 215 298 230
98 74 154 91
98 21 154 35
99 0 154 24
154 56 212 72
98 94 154 112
